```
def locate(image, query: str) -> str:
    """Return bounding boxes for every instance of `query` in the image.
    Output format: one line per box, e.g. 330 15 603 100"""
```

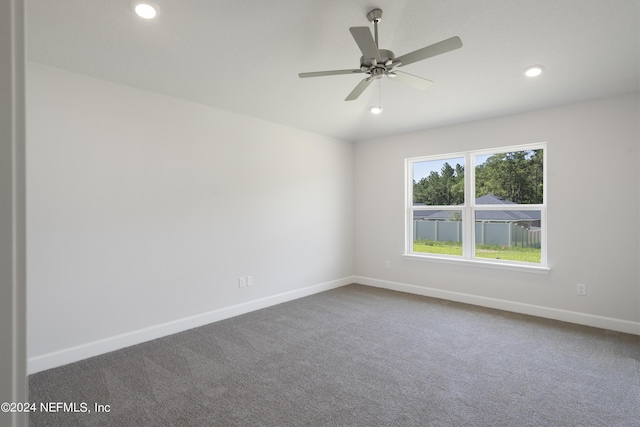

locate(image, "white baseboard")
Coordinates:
29 275 638 374
354 276 640 336
28 276 354 374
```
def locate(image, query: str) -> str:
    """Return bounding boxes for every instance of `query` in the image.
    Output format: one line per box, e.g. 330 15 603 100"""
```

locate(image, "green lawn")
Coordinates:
414 240 462 256
475 244 541 263
414 240 540 263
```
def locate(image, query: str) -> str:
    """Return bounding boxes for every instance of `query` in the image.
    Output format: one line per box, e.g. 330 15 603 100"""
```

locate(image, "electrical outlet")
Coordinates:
576 283 586 296
238 277 246 288
384 261 390 270
247 275 253 287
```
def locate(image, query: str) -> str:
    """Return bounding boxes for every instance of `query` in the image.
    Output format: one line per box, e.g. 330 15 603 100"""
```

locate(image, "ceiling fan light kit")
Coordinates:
524 65 545 77
298 8 463 103
132 1 160 19
370 80 383 114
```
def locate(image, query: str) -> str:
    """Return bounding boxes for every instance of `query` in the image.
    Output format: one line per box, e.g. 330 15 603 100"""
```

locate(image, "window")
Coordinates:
406 143 547 270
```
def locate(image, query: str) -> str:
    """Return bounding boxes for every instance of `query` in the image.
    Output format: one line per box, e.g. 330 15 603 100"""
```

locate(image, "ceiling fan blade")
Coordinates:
388 71 433 90
298 69 363 78
349 27 382 62
345 78 373 101
394 36 463 67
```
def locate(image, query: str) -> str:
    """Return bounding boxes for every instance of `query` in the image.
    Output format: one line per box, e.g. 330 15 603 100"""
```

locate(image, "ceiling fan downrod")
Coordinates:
367 8 383 48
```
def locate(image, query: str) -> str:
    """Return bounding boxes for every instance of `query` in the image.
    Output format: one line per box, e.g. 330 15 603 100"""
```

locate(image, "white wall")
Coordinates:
354 93 640 332
26 63 354 371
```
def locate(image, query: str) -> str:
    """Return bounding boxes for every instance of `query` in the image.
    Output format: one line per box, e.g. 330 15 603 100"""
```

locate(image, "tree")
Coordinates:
475 150 543 204
413 162 464 205
415 151 543 206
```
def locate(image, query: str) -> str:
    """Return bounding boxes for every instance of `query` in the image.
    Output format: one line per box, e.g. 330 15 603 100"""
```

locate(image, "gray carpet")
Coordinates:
29 284 640 426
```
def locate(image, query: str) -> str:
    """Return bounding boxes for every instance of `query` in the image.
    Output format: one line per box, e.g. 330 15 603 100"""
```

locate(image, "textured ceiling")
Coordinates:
26 0 640 142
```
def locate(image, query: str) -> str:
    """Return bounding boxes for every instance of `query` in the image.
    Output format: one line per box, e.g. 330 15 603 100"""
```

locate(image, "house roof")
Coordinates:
414 195 541 221
475 194 514 205
25 1 639 142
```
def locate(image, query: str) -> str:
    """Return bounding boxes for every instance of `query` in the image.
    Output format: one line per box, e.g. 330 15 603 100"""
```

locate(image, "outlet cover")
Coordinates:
577 283 587 296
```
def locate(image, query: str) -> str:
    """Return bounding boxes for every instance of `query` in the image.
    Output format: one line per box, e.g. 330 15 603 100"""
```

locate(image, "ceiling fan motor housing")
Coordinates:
360 49 396 79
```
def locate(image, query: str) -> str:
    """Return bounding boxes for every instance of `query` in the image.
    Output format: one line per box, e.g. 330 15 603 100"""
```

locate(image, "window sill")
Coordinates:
402 253 551 274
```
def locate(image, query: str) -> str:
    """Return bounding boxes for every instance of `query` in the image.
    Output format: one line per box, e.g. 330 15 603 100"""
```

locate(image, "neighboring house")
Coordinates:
414 194 541 228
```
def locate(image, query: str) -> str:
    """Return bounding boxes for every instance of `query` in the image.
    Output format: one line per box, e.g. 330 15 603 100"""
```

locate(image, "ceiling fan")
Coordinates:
298 8 463 101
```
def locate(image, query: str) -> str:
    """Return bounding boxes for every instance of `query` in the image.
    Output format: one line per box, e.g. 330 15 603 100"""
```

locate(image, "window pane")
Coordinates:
413 210 463 256
474 210 541 263
413 157 465 206
475 150 543 204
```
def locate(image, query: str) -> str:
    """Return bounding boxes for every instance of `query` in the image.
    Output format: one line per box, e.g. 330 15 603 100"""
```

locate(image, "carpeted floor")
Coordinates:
29 284 640 426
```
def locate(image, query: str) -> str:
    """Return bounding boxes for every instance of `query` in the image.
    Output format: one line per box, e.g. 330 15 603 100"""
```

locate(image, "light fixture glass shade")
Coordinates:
370 106 383 114
524 65 544 77
133 2 159 19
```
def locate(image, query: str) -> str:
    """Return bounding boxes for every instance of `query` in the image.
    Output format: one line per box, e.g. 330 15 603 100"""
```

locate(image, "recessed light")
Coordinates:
524 65 544 78
370 106 383 114
132 1 159 19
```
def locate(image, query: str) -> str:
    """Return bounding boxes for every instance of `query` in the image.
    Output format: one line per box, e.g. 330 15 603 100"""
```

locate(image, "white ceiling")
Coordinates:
26 0 639 142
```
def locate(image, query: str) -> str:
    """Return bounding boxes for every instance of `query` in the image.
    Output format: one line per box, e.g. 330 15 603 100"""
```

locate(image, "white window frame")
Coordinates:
404 143 549 274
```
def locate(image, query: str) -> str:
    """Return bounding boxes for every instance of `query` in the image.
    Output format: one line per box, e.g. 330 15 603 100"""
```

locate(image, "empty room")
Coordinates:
2 0 639 426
